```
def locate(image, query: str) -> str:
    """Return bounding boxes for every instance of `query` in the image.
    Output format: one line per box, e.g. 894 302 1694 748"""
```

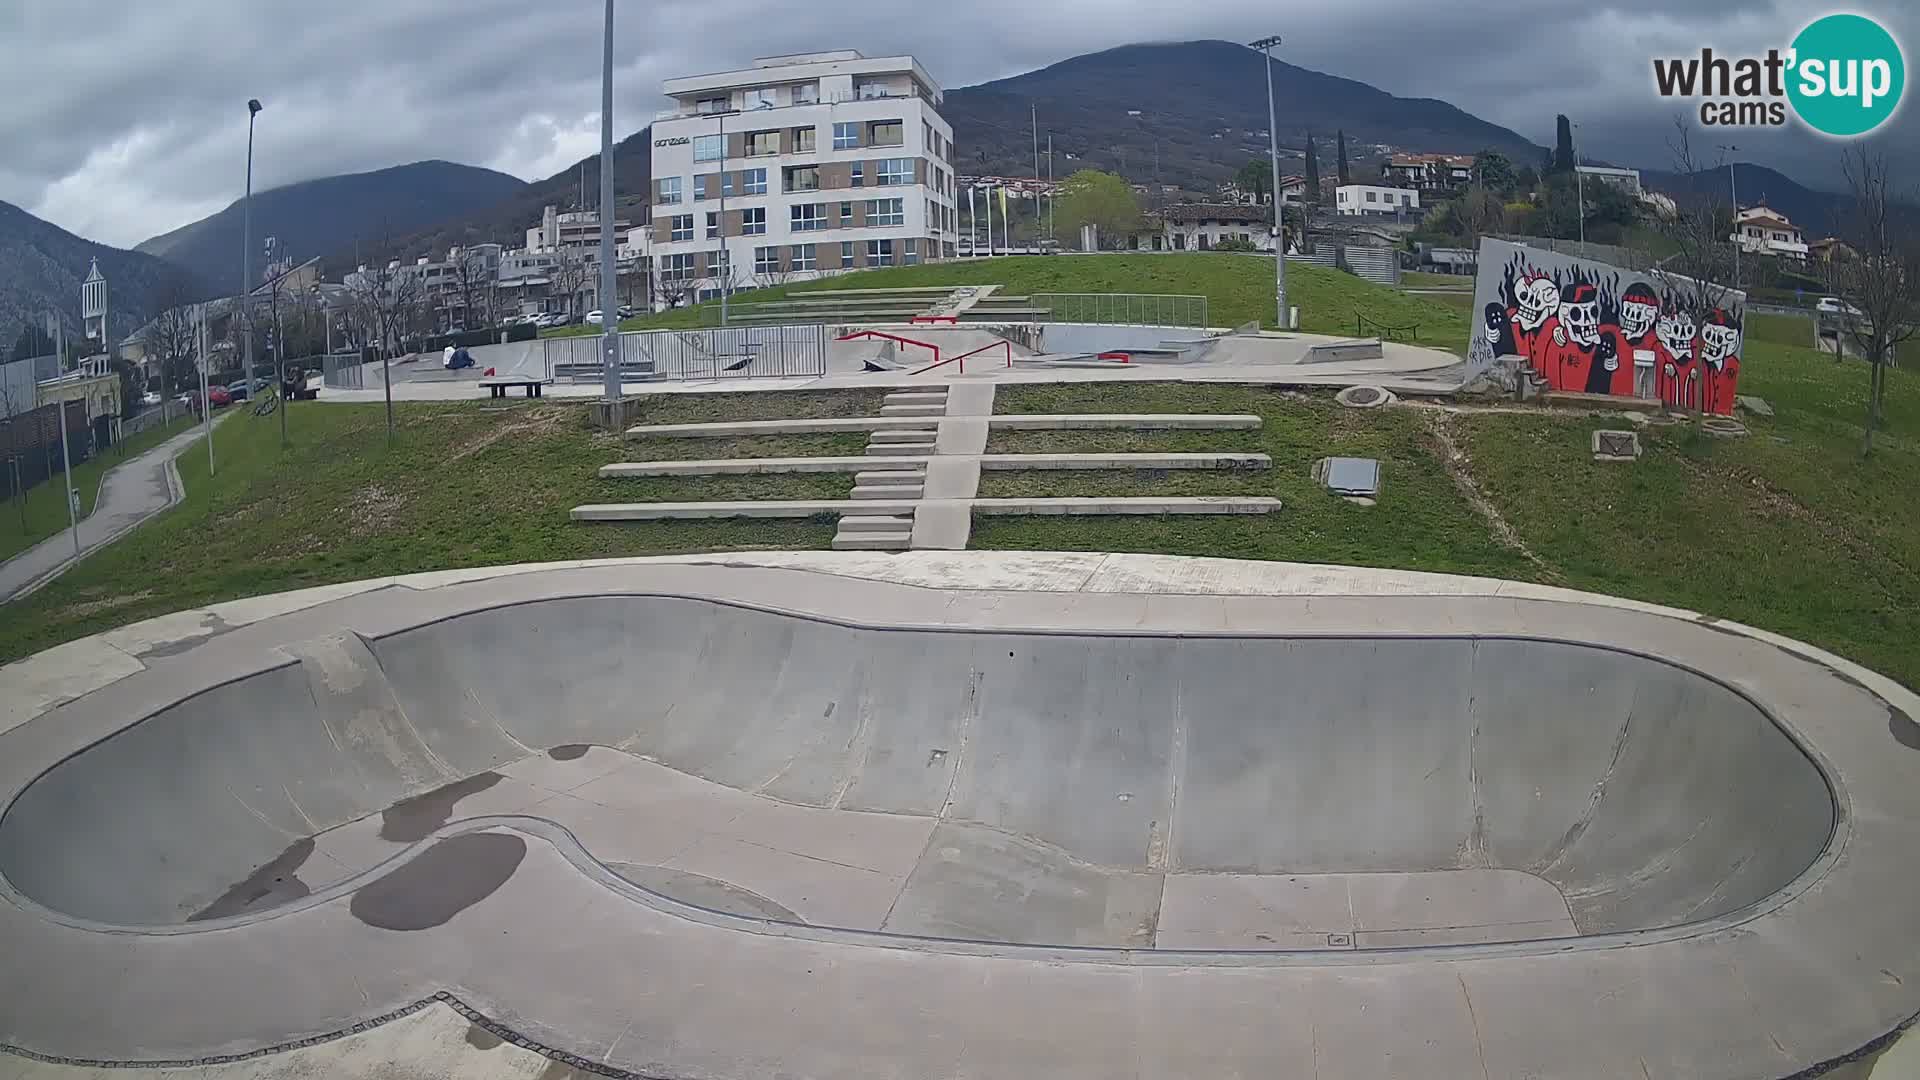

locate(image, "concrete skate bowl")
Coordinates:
0 596 1837 953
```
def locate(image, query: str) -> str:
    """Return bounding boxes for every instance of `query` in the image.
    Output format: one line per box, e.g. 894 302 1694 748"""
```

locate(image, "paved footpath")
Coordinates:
0 418 217 604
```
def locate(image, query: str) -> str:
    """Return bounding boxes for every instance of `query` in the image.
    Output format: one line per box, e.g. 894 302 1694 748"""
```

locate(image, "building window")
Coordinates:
791 203 827 231
841 240 855 267
741 207 766 235
670 215 693 242
743 168 767 196
662 253 696 279
904 241 920 266
856 80 888 100
695 96 728 114
754 246 780 274
866 239 895 266
850 162 863 188
784 165 819 192
867 198 904 226
706 212 720 239
923 121 934 149
693 134 723 162
693 175 708 201
792 126 816 152
869 120 904 147
1365 191 1377 203
743 88 778 110
833 122 858 150
659 177 682 204
745 130 779 156
877 158 911 186
790 244 816 272
794 83 819 105
840 202 854 226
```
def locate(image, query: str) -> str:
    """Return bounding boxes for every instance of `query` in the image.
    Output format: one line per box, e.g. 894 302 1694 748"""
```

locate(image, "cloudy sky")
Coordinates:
3 0 1912 248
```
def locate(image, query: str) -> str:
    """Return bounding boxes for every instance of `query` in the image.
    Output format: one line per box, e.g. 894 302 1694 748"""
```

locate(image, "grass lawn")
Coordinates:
597 255 1469 346
0 400 848 665
0 412 199 564
1399 270 1475 289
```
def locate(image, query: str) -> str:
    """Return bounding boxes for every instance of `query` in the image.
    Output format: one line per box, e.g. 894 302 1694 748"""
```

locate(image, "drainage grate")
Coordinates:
1591 430 1642 461
1320 457 1381 497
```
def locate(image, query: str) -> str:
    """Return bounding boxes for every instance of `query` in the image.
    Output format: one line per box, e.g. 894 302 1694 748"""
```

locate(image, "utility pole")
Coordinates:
717 110 729 326
1572 120 1587 257
198 304 213 476
1250 35 1290 330
1032 103 1040 251
242 99 262 387
51 311 78 558
1047 135 1055 246
1719 144 1742 289
598 0 622 412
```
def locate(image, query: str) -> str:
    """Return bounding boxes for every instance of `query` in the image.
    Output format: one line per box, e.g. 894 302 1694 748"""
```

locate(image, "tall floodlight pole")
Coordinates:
1250 36 1289 329
1719 144 1741 289
986 185 995 257
599 0 621 408
198 304 213 476
1047 135 1055 246
717 110 729 326
50 312 78 558
1031 104 1040 251
242 99 262 387
968 186 978 256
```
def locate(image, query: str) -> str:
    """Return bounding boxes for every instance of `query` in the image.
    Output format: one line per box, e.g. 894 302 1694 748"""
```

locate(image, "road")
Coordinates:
0 417 218 604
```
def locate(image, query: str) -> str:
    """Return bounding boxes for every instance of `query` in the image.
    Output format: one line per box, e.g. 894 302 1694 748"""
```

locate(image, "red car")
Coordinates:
188 386 231 414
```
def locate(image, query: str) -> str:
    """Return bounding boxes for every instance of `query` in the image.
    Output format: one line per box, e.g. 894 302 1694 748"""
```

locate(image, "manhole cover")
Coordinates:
1335 385 1395 409
1591 430 1641 461
1348 387 1382 405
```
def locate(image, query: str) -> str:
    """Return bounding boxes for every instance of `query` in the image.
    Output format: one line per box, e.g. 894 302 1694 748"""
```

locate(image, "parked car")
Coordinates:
140 391 162 406
585 310 605 326
617 305 635 319
1816 296 1864 318
225 380 251 402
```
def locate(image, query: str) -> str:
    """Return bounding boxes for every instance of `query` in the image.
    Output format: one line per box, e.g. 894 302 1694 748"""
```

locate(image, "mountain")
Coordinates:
943 40 1545 189
341 132 654 271
0 199 202 352
1642 163 1849 238
136 160 527 287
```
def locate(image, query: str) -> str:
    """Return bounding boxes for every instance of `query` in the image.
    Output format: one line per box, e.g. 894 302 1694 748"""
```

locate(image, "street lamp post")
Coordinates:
1572 120 1586 257
1249 35 1289 330
599 0 621 411
716 110 729 327
241 99 261 391
1718 144 1741 289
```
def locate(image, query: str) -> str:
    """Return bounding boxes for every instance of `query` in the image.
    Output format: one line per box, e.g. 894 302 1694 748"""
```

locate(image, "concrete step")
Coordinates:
883 391 949 404
853 470 926 485
865 442 934 456
831 531 913 551
573 499 916 520
852 485 923 500
869 428 940 443
837 514 915 533
879 404 947 417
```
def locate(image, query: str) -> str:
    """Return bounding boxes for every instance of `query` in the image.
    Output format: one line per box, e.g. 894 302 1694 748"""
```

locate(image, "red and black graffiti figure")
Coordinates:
1540 282 1610 393
1655 304 1700 410
1609 283 1661 399
1697 309 1742 415
1508 273 1561 377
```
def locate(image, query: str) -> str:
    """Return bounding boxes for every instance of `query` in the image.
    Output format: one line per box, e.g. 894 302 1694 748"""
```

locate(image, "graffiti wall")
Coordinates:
1468 239 1746 414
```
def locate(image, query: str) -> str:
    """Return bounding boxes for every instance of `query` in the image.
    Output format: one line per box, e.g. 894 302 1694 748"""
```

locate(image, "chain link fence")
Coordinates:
545 325 830 383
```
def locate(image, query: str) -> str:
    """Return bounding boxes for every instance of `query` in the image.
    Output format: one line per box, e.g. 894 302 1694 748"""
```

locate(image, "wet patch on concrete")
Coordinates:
139 613 239 658
350 832 525 931
465 1023 504 1050
379 772 503 841
189 837 315 921
547 743 590 761
607 862 804 922
1891 707 1920 751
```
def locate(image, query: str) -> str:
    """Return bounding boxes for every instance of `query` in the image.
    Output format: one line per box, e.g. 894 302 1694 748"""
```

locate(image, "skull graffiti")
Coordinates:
1700 310 1740 367
1558 282 1601 347
1657 308 1697 361
1516 275 1559 331
1619 284 1659 341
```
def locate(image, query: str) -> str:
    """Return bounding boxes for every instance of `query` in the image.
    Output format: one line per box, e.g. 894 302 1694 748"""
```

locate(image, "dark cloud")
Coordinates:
2 0 1913 247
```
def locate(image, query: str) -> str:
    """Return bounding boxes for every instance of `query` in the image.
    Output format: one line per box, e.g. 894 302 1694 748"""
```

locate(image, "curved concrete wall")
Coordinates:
0 597 1835 932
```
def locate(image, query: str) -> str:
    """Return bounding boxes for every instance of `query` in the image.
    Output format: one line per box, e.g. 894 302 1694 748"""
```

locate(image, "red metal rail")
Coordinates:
908 339 1012 376
836 329 939 368
910 315 959 325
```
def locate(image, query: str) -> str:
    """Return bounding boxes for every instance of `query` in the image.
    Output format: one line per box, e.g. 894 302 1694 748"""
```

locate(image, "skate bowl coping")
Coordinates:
0 593 1836 941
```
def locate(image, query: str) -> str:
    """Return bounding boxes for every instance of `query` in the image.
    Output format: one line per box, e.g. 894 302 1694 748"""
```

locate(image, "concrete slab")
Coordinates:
944 382 996 417
908 500 972 551
571 500 916 520
921 458 982 500
599 456 926 477
970 497 1281 515
933 418 989 455
977 453 1271 471
988 413 1263 431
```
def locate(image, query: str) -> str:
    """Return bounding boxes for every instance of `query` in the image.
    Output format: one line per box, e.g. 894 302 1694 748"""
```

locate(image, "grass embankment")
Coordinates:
0 393 890 663
0 412 199 564
566 255 1468 346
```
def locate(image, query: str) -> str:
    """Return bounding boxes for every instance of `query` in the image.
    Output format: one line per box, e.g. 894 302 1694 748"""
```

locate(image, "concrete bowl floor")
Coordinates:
0 555 1912 1080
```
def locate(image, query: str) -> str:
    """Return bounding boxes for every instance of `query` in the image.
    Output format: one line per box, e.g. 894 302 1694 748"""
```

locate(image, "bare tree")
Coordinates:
1649 121 1740 319
1837 145 1920 455
450 249 497 331
345 253 425 442
1451 185 1508 254
0 370 28 529
146 280 202 399
652 264 695 311
547 252 590 322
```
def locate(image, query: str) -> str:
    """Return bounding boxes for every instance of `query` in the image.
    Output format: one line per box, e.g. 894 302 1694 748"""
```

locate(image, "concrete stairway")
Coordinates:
834 388 946 550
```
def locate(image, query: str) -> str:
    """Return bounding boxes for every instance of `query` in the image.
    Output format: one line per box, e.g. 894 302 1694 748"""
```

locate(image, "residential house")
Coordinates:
1382 154 1475 192
1732 206 1809 261
1335 184 1420 218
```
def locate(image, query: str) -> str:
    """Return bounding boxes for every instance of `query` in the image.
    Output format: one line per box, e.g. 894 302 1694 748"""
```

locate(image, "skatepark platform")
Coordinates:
0 552 1915 1078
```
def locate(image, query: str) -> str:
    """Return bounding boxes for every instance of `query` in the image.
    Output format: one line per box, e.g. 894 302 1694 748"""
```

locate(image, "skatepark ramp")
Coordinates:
0 596 1834 939
544 326 830 382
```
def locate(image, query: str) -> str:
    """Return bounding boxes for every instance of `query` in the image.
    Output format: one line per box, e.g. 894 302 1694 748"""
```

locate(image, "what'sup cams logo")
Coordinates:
1653 13 1905 136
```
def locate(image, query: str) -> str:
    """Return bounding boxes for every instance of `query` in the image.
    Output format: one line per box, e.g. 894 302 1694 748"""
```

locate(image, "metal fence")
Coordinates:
1029 293 1209 328
545 325 830 383
1296 247 1401 286
320 352 365 390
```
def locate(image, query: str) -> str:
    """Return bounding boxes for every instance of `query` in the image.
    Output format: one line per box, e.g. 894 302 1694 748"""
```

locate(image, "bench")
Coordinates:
479 376 551 399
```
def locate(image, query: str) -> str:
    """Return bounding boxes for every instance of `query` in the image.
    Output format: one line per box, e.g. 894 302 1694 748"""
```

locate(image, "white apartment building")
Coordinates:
1335 184 1420 218
648 50 958 300
526 205 631 254
1574 165 1644 198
